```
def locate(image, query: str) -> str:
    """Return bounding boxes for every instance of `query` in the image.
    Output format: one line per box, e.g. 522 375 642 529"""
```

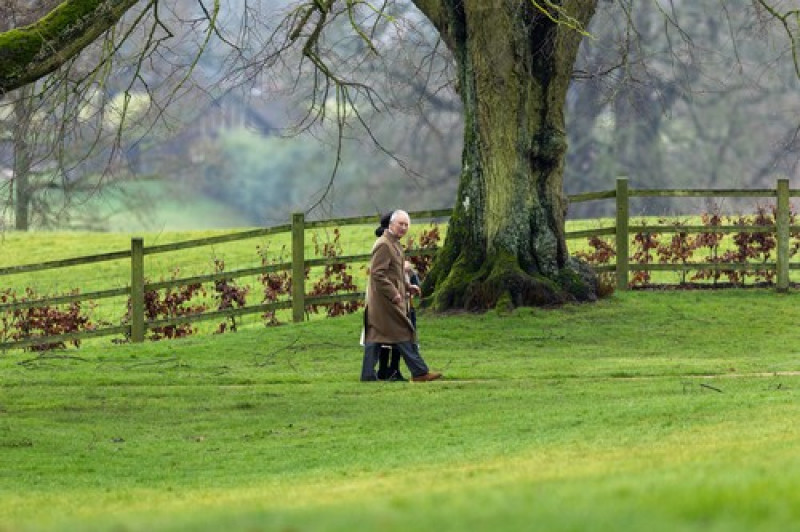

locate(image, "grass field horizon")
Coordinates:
3 287 800 531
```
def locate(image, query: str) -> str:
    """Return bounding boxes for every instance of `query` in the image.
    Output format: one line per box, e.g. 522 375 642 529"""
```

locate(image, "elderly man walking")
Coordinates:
361 210 442 382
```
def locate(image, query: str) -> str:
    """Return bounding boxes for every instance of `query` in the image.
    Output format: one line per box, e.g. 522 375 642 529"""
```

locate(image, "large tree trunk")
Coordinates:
414 0 598 310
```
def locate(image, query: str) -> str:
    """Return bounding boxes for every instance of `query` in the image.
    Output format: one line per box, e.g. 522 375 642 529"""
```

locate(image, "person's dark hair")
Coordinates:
375 210 394 237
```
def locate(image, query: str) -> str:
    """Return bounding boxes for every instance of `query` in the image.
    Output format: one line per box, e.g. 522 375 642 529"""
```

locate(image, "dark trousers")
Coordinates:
377 345 403 380
361 341 429 381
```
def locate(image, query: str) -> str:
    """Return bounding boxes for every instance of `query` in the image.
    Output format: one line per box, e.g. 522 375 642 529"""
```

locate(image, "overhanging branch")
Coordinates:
0 0 142 94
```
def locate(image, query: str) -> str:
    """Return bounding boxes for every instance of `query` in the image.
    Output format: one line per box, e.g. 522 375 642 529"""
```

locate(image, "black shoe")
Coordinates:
386 371 407 382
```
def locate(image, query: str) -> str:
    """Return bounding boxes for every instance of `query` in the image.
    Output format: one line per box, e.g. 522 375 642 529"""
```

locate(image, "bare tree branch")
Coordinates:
754 0 800 78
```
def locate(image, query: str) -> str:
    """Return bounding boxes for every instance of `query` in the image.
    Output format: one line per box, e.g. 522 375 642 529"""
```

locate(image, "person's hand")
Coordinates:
392 293 403 305
408 285 421 297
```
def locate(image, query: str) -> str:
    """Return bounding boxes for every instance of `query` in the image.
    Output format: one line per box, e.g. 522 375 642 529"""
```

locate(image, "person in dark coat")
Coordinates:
404 260 420 330
360 210 442 382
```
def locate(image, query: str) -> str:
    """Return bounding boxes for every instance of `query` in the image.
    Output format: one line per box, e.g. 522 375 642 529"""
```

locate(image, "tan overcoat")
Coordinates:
364 231 415 343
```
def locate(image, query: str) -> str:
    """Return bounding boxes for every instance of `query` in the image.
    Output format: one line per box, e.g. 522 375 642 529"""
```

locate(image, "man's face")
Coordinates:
390 213 410 239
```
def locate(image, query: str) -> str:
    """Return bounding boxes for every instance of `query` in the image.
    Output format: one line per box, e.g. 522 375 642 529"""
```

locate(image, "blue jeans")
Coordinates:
361 341 429 381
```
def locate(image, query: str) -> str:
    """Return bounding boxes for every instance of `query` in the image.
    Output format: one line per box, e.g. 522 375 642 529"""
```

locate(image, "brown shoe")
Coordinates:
412 372 443 382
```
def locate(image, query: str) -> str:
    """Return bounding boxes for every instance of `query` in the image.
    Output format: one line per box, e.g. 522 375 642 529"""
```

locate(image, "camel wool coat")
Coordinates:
364 231 416 344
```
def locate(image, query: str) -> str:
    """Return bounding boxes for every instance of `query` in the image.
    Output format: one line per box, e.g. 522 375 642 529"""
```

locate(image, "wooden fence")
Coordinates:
0 209 449 351
570 177 800 292
1 177 798 351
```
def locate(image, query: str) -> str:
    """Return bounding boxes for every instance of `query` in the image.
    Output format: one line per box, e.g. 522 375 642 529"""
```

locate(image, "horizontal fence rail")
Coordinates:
3 181 800 351
0 250 132 277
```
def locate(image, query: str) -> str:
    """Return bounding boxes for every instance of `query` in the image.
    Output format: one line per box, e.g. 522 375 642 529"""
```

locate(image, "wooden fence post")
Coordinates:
291 212 305 323
130 237 145 342
615 177 630 291
776 178 790 292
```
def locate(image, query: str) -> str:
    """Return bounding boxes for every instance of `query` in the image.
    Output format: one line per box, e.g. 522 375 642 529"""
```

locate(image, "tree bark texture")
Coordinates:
415 0 599 310
0 0 140 95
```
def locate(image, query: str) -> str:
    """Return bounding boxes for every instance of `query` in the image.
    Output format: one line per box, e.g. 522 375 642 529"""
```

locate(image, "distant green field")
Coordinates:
0 179 256 233
2 289 800 531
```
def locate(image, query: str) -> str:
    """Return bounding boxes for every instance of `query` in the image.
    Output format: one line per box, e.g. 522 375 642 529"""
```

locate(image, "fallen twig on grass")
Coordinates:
18 353 88 367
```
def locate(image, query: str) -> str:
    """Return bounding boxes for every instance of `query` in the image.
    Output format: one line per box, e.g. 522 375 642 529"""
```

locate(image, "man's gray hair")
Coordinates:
390 209 410 223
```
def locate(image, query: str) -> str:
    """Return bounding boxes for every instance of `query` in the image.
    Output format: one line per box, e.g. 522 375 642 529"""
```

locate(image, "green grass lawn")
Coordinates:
3 289 800 531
